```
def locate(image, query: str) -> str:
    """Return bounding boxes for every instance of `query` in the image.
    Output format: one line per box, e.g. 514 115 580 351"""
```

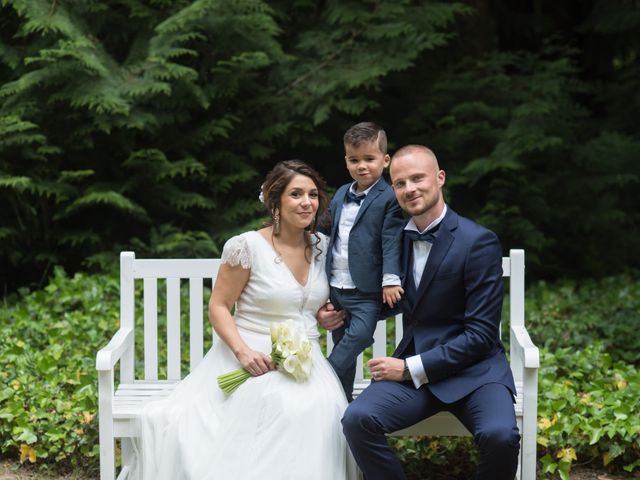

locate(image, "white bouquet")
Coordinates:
217 319 313 395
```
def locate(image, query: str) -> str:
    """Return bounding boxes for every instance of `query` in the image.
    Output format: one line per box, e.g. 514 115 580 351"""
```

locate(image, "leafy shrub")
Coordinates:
537 344 640 479
0 265 214 473
526 274 640 366
392 436 477 480
0 267 119 472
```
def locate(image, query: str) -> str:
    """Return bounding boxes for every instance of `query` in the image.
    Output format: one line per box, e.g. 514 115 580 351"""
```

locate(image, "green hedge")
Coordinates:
537 344 640 479
0 267 118 472
526 275 640 366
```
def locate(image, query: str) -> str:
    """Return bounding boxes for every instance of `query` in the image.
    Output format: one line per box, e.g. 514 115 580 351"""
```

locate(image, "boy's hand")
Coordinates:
382 285 404 308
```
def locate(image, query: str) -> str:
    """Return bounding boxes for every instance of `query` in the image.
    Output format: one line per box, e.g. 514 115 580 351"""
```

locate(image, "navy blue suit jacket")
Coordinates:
395 207 516 404
325 179 404 293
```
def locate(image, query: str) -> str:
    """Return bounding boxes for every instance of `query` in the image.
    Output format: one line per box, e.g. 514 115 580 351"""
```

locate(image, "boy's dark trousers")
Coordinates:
328 286 381 402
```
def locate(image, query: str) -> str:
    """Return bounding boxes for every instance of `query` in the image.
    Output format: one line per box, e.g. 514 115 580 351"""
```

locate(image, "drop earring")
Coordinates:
273 207 280 235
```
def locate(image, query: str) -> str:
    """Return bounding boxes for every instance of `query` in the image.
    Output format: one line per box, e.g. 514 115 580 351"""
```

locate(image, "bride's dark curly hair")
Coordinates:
261 160 330 261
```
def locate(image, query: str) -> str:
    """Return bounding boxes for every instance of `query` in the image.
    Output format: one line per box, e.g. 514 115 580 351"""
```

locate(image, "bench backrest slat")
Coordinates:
166 278 181 380
189 278 205 371
372 321 387 358
501 257 510 277
395 316 404 346
143 278 158 380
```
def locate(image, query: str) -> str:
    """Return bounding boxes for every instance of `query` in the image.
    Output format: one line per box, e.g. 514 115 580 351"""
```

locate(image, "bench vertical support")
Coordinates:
98 369 115 480
509 249 525 384
510 249 537 480
522 367 538 480
120 252 135 383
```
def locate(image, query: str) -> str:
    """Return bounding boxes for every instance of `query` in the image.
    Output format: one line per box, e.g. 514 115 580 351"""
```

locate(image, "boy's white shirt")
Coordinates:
329 179 401 289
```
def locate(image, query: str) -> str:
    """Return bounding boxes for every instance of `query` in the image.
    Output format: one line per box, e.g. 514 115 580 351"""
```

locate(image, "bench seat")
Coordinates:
111 378 523 439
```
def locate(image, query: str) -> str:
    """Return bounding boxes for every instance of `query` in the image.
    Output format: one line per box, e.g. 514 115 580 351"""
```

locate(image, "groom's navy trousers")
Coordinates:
342 379 519 480
342 208 520 480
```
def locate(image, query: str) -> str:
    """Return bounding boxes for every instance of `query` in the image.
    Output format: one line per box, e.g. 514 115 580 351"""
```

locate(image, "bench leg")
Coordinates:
99 435 115 480
521 369 539 480
98 370 116 480
515 416 523 480
121 437 138 480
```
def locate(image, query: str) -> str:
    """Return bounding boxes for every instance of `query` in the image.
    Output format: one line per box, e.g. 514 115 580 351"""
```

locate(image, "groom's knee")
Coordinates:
475 423 520 458
341 400 383 439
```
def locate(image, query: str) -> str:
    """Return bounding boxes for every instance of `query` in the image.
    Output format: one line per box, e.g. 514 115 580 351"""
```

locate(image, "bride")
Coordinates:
137 160 359 480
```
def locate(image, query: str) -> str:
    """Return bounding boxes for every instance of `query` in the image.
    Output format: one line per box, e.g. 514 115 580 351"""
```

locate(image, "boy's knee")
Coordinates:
332 331 374 357
351 333 375 352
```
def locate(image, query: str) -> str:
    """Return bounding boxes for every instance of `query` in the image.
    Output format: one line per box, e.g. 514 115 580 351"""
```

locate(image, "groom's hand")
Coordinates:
368 357 405 382
317 302 346 331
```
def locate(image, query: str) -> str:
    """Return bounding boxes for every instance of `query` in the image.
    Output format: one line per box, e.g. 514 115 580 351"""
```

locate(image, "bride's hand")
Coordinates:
317 302 346 331
236 349 276 376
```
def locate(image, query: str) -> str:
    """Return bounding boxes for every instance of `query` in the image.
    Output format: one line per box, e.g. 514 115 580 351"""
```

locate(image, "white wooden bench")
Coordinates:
96 249 538 480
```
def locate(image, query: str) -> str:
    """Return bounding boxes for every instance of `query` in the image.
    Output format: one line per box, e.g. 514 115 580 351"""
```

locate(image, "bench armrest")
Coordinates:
510 325 540 369
96 327 134 371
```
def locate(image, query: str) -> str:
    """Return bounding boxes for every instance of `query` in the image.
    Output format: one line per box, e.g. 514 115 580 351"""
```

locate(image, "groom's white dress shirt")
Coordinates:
403 204 448 389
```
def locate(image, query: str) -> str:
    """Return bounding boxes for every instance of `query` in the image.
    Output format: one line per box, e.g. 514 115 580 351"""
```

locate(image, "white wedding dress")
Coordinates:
136 231 359 480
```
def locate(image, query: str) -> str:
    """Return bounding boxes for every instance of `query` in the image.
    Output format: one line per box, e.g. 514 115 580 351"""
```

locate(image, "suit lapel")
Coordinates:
400 232 415 311
395 242 416 356
411 210 458 315
401 231 412 288
330 186 348 240
353 179 387 226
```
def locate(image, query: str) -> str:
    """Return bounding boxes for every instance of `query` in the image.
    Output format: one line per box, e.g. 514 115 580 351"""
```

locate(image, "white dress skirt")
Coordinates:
135 231 359 480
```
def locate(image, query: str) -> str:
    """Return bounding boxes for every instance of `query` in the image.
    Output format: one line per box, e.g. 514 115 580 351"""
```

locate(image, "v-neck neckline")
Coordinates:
254 231 312 288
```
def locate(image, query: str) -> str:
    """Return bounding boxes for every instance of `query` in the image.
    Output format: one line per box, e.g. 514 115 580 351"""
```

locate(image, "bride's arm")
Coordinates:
208 263 275 376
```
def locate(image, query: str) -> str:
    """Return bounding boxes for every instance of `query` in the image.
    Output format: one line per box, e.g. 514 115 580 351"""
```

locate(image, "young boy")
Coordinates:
325 122 405 401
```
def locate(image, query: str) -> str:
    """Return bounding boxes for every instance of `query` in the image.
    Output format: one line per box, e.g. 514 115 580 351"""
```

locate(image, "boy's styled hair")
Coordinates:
343 122 387 154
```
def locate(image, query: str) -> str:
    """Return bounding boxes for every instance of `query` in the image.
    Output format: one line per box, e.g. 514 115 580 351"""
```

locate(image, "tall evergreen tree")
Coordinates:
0 0 467 291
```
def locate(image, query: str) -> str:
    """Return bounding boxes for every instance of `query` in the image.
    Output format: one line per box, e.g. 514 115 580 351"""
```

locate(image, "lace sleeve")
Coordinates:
221 234 251 269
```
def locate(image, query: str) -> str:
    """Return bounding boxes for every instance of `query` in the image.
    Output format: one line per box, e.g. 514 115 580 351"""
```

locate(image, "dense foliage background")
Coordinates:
2 0 638 294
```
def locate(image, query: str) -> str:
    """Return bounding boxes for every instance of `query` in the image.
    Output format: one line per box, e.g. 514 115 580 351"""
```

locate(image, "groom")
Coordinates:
321 145 520 480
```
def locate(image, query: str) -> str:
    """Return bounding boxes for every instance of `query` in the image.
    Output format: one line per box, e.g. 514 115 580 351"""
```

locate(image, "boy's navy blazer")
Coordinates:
325 179 404 294
394 207 517 404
